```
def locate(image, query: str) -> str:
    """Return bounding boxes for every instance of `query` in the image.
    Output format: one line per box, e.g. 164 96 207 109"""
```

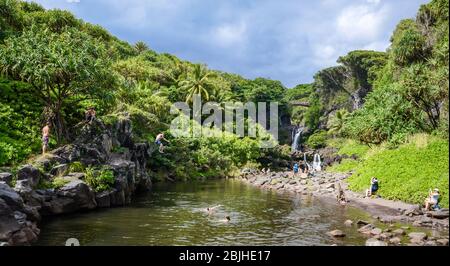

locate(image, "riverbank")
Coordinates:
238 169 449 246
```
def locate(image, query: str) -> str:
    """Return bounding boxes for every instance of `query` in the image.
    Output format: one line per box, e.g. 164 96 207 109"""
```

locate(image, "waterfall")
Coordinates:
291 127 304 152
303 153 311 172
312 154 322 172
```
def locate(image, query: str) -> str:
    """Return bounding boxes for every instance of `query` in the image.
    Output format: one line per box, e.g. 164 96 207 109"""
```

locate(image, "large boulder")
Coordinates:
0 173 13 186
16 165 41 188
52 144 81 163
0 184 39 245
56 179 97 211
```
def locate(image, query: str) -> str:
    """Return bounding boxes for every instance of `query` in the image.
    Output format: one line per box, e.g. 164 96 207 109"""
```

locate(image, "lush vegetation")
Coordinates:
0 0 448 208
0 0 289 180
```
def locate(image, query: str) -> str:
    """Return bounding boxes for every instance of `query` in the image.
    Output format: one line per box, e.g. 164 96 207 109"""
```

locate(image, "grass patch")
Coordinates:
327 159 360 173
347 135 449 207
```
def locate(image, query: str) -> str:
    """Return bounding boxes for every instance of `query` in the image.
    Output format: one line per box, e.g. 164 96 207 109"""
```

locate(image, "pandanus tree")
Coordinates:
0 26 116 143
179 64 216 103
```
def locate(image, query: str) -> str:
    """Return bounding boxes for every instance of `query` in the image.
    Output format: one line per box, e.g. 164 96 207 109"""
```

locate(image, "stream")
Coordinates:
35 179 433 246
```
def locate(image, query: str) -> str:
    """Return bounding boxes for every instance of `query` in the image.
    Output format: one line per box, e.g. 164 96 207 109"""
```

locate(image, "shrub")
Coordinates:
307 130 328 149
84 166 115 192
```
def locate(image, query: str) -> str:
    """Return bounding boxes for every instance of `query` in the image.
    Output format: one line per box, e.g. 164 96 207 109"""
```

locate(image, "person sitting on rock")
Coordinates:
365 177 379 198
155 133 170 153
424 188 440 211
85 107 97 124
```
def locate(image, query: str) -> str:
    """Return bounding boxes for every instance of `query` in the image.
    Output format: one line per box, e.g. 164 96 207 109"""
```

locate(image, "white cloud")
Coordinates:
336 3 390 42
66 0 80 3
212 22 247 48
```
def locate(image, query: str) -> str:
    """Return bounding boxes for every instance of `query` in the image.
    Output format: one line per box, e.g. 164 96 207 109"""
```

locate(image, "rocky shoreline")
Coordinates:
238 169 449 246
0 116 156 246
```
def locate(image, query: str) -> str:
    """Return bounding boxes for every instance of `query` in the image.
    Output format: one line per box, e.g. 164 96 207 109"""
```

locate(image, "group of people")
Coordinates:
42 106 171 155
292 162 309 176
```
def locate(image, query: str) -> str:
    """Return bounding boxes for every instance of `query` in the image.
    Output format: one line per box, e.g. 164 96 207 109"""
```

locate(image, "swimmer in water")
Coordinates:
205 205 222 215
220 216 231 223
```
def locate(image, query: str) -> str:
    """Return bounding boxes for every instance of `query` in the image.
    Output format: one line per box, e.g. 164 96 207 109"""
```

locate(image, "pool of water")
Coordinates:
36 179 402 246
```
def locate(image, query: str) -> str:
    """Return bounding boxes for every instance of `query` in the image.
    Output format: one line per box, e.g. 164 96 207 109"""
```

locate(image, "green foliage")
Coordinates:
179 64 217 103
37 177 69 189
327 159 359 173
0 78 42 165
69 161 85 173
328 109 349 136
84 166 115 192
347 135 449 207
0 26 117 142
327 138 370 158
306 130 328 149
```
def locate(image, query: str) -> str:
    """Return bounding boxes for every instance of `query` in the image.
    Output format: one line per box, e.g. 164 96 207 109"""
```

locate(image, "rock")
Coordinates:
326 183 335 189
408 232 427 241
95 190 115 208
16 165 41 188
424 241 437 246
0 183 25 211
0 242 9 246
327 230 346 237
370 228 383 235
365 238 387 246
358 224 375 234
344 220 353 227
49 164 69 177
379 232 393 240
43 179 97 215
389 237 401 245
356 220 370 226
0 173 13 186
0 186 39 245
436 239 449 246
427 210 449 219
393 229 406 236
401 226 410 230
404 205 422 216
14 180 33 194
52 144 81 163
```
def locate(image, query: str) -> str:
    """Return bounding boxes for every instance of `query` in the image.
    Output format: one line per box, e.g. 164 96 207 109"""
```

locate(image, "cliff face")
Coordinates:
0 115 156 245
310 50 388 130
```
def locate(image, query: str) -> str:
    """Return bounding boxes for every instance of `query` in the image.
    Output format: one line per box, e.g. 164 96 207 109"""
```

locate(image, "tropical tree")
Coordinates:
328 109 349 136
0 26 116 142
134 41 149 54
179 64 216 103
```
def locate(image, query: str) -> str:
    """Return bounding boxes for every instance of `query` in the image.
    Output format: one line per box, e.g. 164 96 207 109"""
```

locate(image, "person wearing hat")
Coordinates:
425 188 441 211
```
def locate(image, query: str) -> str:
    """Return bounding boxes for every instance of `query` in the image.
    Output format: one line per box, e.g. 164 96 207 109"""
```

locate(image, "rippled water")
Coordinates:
36 179 396 246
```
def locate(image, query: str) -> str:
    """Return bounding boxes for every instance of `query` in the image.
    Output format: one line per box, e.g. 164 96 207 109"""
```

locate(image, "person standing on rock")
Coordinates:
155 133 170 153
42 122 51 155
293 163 299 177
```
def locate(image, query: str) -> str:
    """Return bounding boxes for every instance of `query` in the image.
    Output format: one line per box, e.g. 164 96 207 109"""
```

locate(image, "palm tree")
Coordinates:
134 41 149 54
179 64 216 103
328 109 349 136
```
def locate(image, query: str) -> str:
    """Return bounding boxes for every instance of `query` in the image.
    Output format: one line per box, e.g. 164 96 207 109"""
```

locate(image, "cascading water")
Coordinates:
303 153 311 171
312 154 322 172
291 127 304 152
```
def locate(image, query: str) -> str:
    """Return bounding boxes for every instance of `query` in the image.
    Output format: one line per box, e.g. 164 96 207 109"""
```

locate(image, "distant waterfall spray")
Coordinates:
312 154 322 172
303 153 311 171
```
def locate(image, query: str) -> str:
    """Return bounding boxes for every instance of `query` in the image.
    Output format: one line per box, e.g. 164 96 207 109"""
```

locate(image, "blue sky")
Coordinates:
32 0 429 87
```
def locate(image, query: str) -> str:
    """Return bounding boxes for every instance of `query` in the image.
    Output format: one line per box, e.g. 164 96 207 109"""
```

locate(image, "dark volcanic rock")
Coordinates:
16 165 41 188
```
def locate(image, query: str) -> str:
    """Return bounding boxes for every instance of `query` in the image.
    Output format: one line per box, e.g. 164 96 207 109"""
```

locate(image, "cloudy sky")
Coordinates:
32 0 429 87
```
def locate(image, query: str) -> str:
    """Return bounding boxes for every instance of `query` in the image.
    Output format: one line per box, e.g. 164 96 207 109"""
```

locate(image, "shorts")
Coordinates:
42 136 49 147
155 140 162 145
371 185 378 193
